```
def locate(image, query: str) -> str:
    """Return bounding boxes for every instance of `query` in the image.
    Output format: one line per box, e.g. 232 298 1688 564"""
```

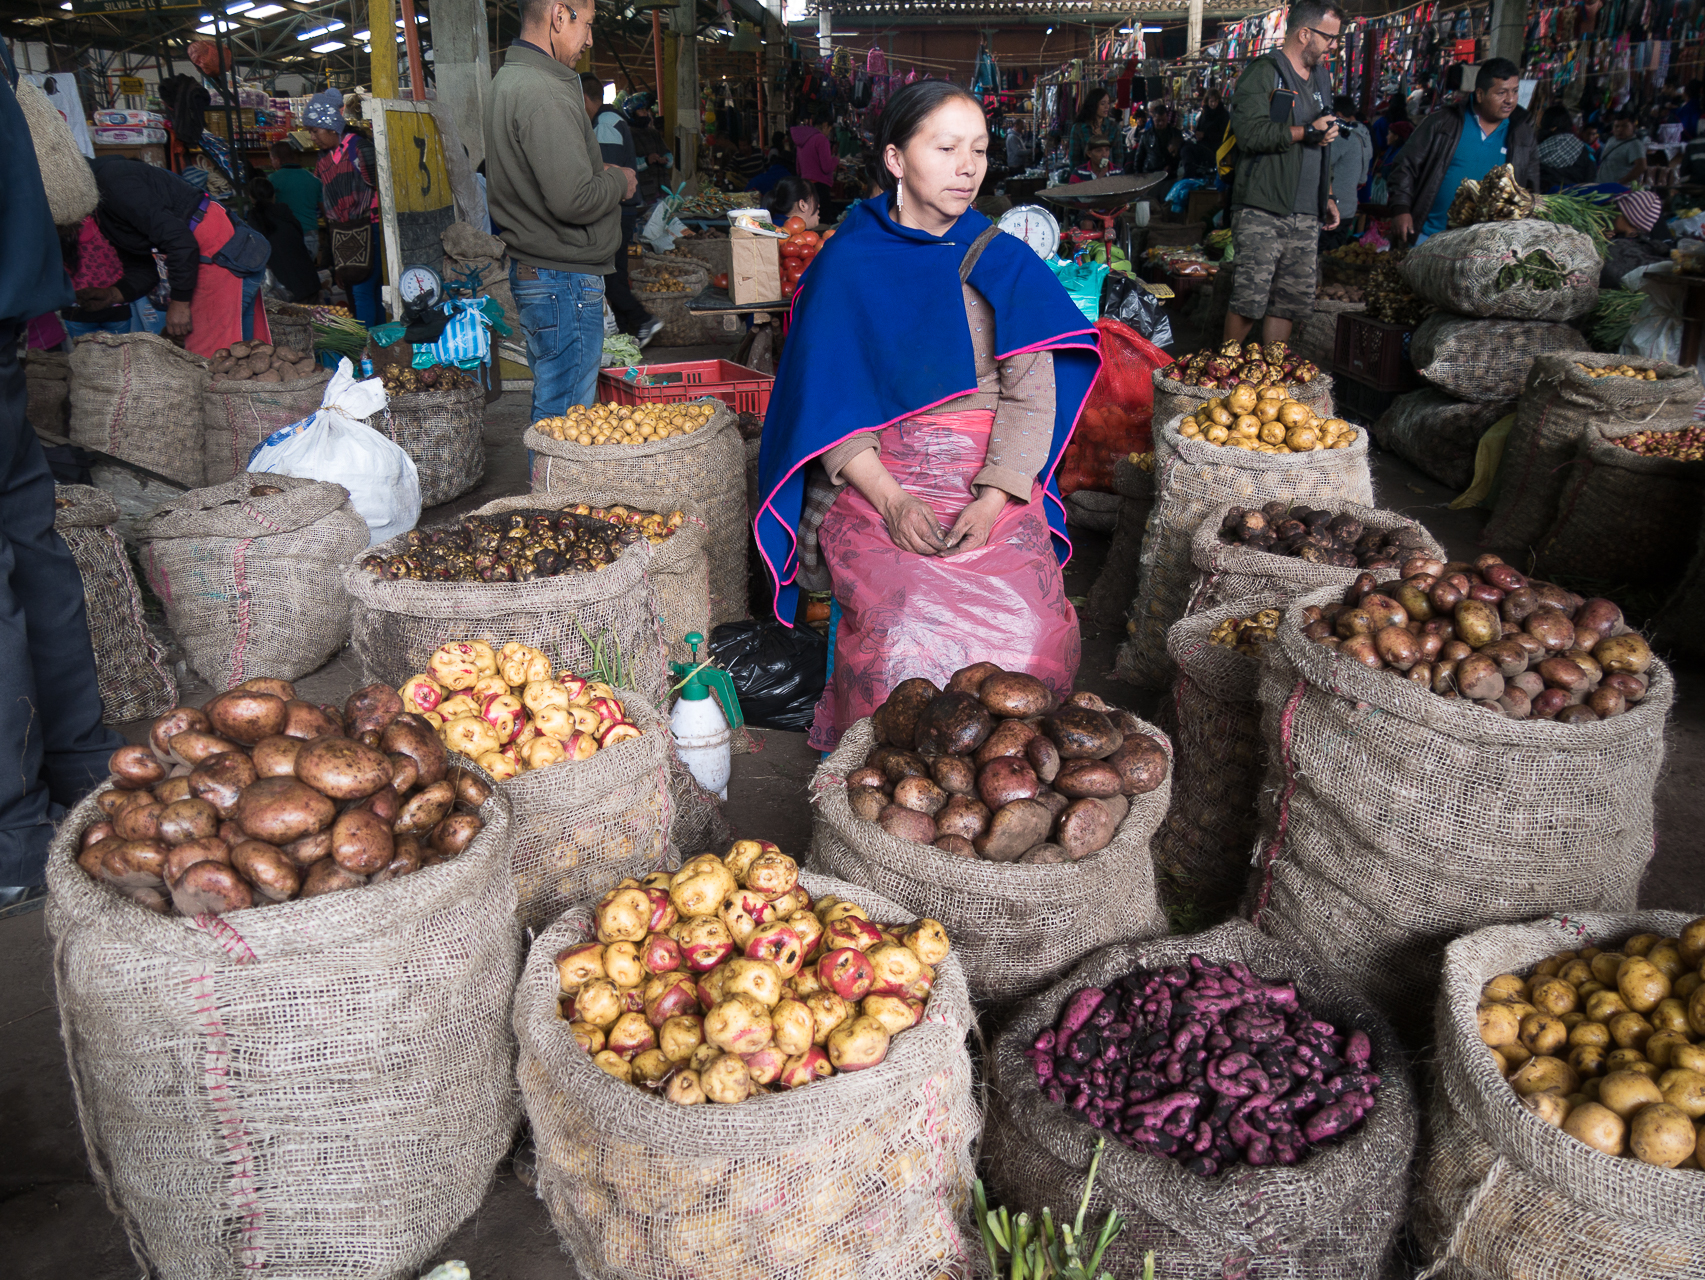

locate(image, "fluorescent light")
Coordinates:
1045 25 1053 33
226 1 252 12
247 3 284 13
1117 25 1131 32
297 19 343 38
1142 24 1162 31
354 28 369 38
395 13 426 23
311 38 344 50
197 22 218 32
60 2 72 9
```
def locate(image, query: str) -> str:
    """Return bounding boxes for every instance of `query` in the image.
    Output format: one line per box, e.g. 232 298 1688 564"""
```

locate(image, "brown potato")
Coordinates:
1453 599 1501 648
1562 1100 1625 1156
1455 654 1505 703
164 837 230 885
973 798 1053 862
281 700 340 741
149 707 210 761
393 779 455 835
1055 798 1118 860
974 718 1036 768
156 797 219 845
381 717 449 785
280 828 333 868
977 755 1041 809
915 691 994 756
101 838 169 888
206 690 288 744
1525 607 1578 652
188 752 259 819
170 859 254 915
1025 734 1061 784
450 770 491 811
1042 706 1123 760
1619 957 1670 1013
166 730 243 768
929 755 976 796
892 775 948 816
344 683 404 737
876 804 936 846
947 661 1003 696
934 794 991 841
236 776 336 844
386 752 420 794
331 807 394 875
847 785 888 823
430 813 482 856
870 678 939 747
300 859 367 898
1630 1101 1695 1167
978 671 1052 718
251 735 305 778
113 801 164 842
932 834 977 858
1598 1069 1664 1118
295 736 392 800
231 840 300 902
1052 758 1124 800
110 744 168 790
870 747 930 784
1017 843 1069 864
1104 733 1170 796
1592 633 1652 675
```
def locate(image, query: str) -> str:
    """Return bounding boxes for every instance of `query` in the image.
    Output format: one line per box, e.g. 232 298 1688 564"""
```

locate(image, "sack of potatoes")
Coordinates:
209 341 320 384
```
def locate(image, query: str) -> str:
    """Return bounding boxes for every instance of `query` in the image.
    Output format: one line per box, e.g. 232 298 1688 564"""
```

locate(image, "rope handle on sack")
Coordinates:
1413 1154 1509 1280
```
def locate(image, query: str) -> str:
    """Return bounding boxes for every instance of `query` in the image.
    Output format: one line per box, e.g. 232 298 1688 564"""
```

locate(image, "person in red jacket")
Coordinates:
790 106 836 212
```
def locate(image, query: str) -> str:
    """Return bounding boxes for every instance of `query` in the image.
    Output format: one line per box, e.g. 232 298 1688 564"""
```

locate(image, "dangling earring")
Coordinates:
896 179 905 214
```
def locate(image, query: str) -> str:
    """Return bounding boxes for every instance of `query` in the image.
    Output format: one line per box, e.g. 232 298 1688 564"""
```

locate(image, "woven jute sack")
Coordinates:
54 484 177 723
17 78 98 225
1483 354 1701 553
1188 500 1444 615
1152 373 1336 451
1247 584 1673 1044
378 384 486 507
443 221 519 336
1150 601 1282 912
1538 425 1705 586
26 349 71 439
498 691 674 934
1294 299 1364 370
260 300 313 356
200 368 332 486
807 716 1171 1003
1115 415 1372 690
45 783 521 1280
515 871 980 1280
1410 313 1587 403
70 332 210 487
527 399 749 629
344 532 667 707
1064 488 1121 531
471 491 711 669
1416 910 1705 1280
1399 221 1600 321
982 920 1417 1280
633 262 718 347
672 235 732 279
1653 518 1705 662
140 473 369 689
1371 389 1512 493
1085 455 1156 626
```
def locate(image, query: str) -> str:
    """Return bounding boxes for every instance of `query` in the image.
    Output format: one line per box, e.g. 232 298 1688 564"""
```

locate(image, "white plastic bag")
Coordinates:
248 358 421 545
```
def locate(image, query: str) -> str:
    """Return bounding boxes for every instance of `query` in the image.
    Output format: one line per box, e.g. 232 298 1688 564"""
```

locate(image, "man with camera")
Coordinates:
1388 58 1537 243
1223 0 1343 345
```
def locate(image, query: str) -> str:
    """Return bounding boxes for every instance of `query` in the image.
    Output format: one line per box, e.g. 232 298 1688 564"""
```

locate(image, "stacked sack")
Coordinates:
1374 222 1597 492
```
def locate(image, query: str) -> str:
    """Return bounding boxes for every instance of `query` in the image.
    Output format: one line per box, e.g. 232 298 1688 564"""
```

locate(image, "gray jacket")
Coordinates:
1330 122 1373 216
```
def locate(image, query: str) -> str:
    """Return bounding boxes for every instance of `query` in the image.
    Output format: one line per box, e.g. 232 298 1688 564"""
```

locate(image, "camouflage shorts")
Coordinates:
1229 208 1320 324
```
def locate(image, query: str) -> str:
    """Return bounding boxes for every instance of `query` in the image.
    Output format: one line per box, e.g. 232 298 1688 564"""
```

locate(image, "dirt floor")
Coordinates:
4 336 1703 1278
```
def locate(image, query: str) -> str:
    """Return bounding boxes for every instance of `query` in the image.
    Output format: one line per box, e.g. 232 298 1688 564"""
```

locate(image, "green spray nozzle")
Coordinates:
669 632 744 729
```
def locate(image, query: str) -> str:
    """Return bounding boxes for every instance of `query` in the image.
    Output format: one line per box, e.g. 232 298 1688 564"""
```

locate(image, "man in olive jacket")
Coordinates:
485 0 635 420
1225 0 1343 345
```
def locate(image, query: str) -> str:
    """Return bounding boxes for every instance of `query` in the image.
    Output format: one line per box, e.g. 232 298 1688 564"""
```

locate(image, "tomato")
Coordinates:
783 216 807 234
797 230 821 249
712 273 729 290
820 228 834 241
780 237 804 259
798 242 818 261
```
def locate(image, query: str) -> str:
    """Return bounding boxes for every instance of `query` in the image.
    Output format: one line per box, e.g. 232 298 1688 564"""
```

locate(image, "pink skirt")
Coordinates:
809 409 1081 751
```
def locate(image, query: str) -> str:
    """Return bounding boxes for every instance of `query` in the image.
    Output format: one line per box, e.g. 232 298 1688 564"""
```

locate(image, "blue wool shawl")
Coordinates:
754 197 1102 624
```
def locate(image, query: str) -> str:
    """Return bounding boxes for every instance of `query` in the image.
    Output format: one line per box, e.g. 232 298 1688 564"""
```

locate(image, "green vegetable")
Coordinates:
1496 249 1569 292
974 1136 1139 1280
1587 289 1647 350
602 333 643 367
1532 191 1615 258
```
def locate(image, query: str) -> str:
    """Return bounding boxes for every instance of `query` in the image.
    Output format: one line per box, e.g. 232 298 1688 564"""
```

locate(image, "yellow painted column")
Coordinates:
369 0 399 99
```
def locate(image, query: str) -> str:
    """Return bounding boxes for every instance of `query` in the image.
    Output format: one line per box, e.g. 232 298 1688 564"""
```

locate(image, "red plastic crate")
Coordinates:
1331 313 1420 392
598 358 773 415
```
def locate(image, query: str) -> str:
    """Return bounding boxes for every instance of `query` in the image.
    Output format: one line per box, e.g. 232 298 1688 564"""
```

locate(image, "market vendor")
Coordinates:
79 156 270 357
1600 189 1672 288
765 175 821 228
304 88 383 326
755 81 1100 752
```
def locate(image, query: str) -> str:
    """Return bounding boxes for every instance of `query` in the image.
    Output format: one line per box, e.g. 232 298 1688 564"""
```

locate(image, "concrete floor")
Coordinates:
4 339 1702 1278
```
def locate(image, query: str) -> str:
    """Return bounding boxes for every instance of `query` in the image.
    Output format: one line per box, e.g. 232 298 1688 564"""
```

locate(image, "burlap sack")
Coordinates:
45 782 520 1280
1653 517 1705 662
514 871 979 1280
1417 910 1705 1280
442 220 518 334
1150 603 1278 912
1152 373 1336 450
1538 426 1705 585
260 300 313 357
500 691 674 933
70 332 210 487
527 400 749 629
17 78 98 226
200 368 332 487
54 485 177 723
1371 389 1512 492
982 920 1417 1279
672 235 732 279
633 261 718 347
345 530 667 705
1484 354 1702 553
140 473 369 689
378 384 486 507
1410 313 1587 403
1294 299 1363 370
1248 584 1674 1043
1086 454 1155 626
1399 221 1600 321
26 349 71 439
807 716 1171 1002
1064 487 1121 531
1188 500 1444 614
1116 415 1373 690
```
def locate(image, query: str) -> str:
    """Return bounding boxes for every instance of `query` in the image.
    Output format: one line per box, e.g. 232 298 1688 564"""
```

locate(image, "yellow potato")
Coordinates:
1510 1055 1578 1097
1520 1013 1569 1057
1618 957 1670 1013
1258 420 1287 445
1599 1069 1665 1118
1608 1010 1655 1050
1630 1102 1696 1167
1660 1068 1705 1117
1562 1100 1626 1155
1646 1030 1692 1069
1530 977 1579 1017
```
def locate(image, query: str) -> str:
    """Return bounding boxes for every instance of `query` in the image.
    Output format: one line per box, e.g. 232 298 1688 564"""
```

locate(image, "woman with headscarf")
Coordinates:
755 81 1101 752
304 88 382 325
1537 106 1595 191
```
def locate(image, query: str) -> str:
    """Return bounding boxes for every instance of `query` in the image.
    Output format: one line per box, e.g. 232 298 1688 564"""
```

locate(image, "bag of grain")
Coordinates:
1409 313 1587 403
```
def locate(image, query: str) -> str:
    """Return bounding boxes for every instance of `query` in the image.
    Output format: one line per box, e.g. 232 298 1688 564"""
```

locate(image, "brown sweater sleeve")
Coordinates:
821 433 880 485
974 350 1056 500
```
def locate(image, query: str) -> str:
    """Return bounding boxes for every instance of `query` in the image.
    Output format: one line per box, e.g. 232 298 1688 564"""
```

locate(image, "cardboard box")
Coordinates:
730 226 782 306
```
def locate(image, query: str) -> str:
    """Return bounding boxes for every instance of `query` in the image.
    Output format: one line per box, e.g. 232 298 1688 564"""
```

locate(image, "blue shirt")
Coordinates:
1421 114 1511 239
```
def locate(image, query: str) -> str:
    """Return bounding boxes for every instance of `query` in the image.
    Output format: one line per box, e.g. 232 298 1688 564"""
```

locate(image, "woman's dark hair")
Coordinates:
1075 87 1110 125
765 175 818 224
872 80 984 193
1539 105 1575 139
1387 95 1409 122
248 176 277 203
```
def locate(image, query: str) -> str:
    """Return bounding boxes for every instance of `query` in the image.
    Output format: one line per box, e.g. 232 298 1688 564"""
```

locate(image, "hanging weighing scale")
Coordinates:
998 204 1061 260
396 263 452 343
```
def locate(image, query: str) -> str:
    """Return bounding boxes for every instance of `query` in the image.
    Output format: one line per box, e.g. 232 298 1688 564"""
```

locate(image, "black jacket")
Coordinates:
1 49 73 323
590 104 642 212
1387 103 1539 220
91 157 206 303
249 201 320 302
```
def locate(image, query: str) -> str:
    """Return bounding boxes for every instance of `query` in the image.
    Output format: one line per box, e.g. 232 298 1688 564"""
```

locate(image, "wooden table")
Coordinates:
686 285 791 337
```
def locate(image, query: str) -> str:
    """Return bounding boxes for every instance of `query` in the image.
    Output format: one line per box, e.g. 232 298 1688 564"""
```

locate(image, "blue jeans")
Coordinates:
509 264 606 422
62 298 165 339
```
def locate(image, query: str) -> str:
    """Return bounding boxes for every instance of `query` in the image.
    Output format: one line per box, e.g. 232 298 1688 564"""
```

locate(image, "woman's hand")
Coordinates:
841 449 947 555
165 300 194 336
941 488 1008 555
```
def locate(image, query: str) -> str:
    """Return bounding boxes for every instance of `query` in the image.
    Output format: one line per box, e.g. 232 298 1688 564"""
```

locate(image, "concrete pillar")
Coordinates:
1187 0 1203 57
429 0 491 166
671 0 699 181
369 0 398 99
1489 0 1525 66
817 8 831 59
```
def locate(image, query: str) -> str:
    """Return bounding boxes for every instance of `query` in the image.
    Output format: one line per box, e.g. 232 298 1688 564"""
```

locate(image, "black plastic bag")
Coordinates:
1100 275 1174 349
710 619 827 732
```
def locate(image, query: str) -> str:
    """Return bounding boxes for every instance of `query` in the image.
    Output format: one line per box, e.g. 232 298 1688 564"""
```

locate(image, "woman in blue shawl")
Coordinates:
755 82 1102 752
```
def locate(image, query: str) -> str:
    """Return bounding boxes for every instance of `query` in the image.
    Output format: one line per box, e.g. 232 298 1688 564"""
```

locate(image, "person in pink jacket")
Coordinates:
790 107 836 210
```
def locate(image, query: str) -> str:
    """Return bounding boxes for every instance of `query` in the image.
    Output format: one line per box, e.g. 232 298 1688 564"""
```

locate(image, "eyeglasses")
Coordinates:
1303 26 1343 45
